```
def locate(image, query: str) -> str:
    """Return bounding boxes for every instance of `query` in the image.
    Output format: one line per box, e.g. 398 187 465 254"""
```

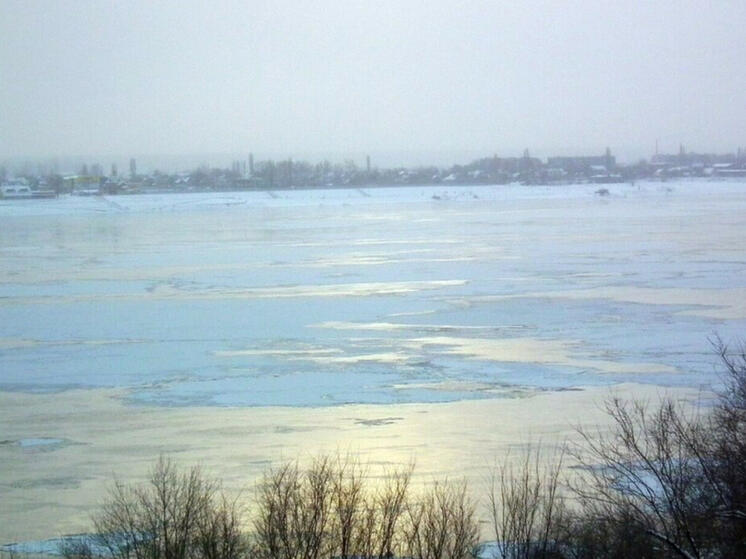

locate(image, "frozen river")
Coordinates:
2 180 746 544
2 181 745 407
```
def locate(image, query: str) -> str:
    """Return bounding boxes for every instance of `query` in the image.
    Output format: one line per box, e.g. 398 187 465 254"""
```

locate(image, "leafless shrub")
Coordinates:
196 493 247 559
687 337 746 554
488 446 568 559
252 461 306 559
404 479 479 559
251 455 414 559
330 455 368 559
0 548 20 559
58 537 96 559
90 456 245 559
572 397 715 559
561 505 664 559
371 464 413 559
708 338 746 525
328 456 412 559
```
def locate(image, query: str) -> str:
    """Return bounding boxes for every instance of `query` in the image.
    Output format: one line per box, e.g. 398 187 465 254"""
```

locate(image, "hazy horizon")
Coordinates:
2 1 745 166
0 146 655 176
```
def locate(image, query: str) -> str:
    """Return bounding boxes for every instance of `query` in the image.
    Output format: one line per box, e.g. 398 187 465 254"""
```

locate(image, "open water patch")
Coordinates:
1 534 102 556
0 437 70 452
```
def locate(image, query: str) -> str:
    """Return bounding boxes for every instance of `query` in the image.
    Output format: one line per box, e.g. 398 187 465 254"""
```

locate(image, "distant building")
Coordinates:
546 150 616 175
64 175 101 195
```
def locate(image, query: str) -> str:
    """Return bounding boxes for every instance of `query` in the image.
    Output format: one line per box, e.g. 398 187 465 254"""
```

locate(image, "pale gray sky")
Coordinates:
1 0 745 166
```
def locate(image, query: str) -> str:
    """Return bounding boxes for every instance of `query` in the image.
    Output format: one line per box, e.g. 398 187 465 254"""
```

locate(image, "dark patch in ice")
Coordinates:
9 476 84 490
0 437 73 452
0 383 86 394
353 417 405 426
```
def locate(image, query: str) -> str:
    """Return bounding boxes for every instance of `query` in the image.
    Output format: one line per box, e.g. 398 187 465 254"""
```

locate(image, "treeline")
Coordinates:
57 341 745 559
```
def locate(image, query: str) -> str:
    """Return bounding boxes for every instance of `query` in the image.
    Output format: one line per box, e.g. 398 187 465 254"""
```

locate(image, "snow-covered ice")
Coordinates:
1 181 745 407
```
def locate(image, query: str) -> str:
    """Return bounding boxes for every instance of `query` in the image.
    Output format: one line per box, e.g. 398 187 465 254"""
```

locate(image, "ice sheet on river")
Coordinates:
1 181 745 406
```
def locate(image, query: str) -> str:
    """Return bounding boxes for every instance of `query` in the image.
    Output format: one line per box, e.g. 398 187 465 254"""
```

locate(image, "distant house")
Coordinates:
713 163 746 177
543 167 567 182
1 183 33 199
64 175 101 195
546 150 616 175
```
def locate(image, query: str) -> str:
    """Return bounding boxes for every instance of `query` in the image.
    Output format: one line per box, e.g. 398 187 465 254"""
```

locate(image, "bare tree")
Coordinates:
252 456 337 559
87 456 244 559
252 461 303 559
488 446 568 559
573 398 713 559
709 338 746 524
329 456 413 559
404 479 479 559
684 338 746 555
561 504 665 559
59 539 96 559
329 455 368 559
373 464 413 559
195 494 247 559
252 455 414 559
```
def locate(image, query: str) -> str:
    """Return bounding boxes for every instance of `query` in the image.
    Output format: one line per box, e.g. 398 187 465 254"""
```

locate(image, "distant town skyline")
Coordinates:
5 144 745 199
2 1 745 162
3 144 745 177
